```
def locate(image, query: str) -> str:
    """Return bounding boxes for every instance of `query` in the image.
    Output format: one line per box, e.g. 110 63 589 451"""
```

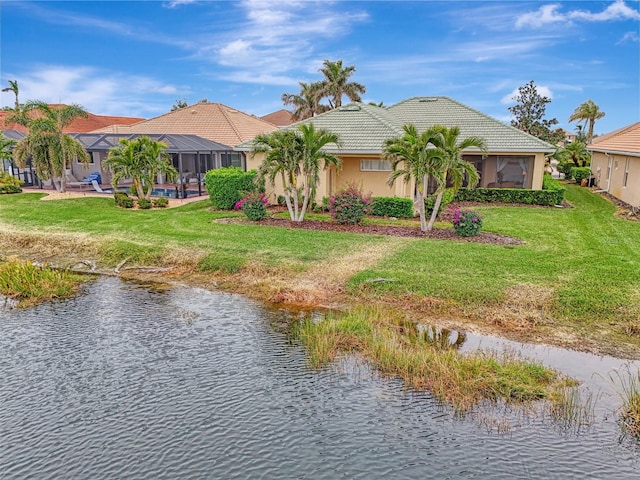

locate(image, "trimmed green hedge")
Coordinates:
454 185 565 206
205 167 258 210
570 167 591 184
371 196 414 218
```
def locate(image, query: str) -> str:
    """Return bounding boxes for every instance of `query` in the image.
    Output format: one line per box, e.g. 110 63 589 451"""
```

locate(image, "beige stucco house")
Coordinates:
589 122 640 209
238 97 554 202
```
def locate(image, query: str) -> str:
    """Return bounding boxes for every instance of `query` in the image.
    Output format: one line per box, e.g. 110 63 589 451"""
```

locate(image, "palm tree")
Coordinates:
559 140 590 167
297 123 341 220
318 60 366 109
281 81 327 121
0 133 15 163
9 101 89 192
252 124 341 222
383 124 445 232
427 126 485 230
2 80 19 110
104 136 178 199
253 129 304 220
568 100 605 144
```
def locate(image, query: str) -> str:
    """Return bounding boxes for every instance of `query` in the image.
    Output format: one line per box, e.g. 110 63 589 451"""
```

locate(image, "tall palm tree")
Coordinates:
427 126 485 230
2 80 19 110
9 101 89 192
251 124 341 222
318 60 366 109
297 123 341 220
281 81 327 121
104 136 178 199
383 124 445 232
568 100 605 144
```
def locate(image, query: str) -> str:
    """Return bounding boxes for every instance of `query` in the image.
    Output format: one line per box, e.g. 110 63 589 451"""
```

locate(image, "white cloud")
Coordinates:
617 31 640 44
1 65 180 117
209 1 369 81
515 4 566 29
164 0 199 8
516 0 640 29
500 85 554 105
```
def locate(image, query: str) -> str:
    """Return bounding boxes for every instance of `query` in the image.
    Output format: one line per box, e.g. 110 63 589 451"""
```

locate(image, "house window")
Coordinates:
360 159 392 171
623 158 630 187
221 152 243 168
79 151 98 164
496 156 532 188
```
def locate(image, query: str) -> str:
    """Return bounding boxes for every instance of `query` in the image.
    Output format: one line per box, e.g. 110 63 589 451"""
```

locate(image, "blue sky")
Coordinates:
1 1 638 134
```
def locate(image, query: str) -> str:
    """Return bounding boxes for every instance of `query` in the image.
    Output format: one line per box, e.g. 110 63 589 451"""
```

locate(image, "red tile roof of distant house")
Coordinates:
588 122 640 156
260 109 294 126
0 104 144 133
92 102 278 147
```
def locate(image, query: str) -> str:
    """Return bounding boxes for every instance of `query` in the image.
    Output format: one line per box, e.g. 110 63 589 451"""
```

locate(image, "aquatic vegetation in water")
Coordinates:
294 306 574 413
612 368 640 441
0 258 86 307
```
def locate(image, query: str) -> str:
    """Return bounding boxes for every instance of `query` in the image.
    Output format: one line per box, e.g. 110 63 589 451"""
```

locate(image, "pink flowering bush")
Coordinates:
235 192 269 221
329 183 372 225
452 208 483 237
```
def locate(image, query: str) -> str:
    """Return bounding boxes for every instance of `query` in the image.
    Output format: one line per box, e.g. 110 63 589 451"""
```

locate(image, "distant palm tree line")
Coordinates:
281 60 366 121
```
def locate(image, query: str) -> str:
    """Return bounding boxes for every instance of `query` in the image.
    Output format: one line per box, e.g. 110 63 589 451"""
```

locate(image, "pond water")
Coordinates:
1 277 639 479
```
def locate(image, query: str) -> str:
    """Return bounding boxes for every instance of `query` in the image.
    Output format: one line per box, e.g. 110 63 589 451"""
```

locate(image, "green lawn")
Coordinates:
1 186 639 351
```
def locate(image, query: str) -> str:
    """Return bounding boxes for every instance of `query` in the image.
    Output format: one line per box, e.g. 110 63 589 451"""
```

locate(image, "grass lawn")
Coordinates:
1 185 639 357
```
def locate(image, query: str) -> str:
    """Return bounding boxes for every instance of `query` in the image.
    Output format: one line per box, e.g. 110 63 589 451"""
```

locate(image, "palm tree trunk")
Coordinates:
281 173 295 221
292 187 300 221
427 190 443 231
416 175 428 232
299 179 312 222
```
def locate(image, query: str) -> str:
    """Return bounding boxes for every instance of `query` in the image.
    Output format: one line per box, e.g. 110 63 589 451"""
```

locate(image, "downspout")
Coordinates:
605 152 612 193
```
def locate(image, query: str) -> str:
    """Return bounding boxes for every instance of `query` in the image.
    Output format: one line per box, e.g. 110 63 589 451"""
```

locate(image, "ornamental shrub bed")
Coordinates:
114 192 134 208
452 208 483 237
0 172 22 194
329 184 372 225
235 192 269 221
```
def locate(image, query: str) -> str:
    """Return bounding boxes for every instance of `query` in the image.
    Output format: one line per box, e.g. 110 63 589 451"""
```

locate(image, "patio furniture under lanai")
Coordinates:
66 133 234 198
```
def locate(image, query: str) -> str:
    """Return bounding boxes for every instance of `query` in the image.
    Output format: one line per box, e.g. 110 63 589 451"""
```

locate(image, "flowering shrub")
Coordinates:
452 208 483 237
329 184 372 224
235 192 268 221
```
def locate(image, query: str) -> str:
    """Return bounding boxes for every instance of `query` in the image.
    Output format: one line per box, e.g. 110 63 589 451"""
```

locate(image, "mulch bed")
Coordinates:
247 217 523 245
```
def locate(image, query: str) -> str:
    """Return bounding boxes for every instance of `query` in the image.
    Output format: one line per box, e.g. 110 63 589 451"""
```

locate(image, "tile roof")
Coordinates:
237 96 554 154
0 105 143 133
93 102 278 147
387 97 554 152
588 121 640 156
260 109 294 126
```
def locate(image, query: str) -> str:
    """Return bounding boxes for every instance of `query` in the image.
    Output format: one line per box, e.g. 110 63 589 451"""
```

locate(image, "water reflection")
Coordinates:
417 324 468 349
0 277 638 479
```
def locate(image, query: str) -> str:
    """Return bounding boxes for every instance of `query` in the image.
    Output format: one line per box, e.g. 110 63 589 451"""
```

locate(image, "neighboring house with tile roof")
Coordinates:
589 121 640 208
260 109 294 126
0 105 143 133
93 101 278 147
239 96 554 201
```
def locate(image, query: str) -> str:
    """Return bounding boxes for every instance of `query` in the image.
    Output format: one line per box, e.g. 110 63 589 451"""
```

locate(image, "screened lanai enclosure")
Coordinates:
1 131 242 197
